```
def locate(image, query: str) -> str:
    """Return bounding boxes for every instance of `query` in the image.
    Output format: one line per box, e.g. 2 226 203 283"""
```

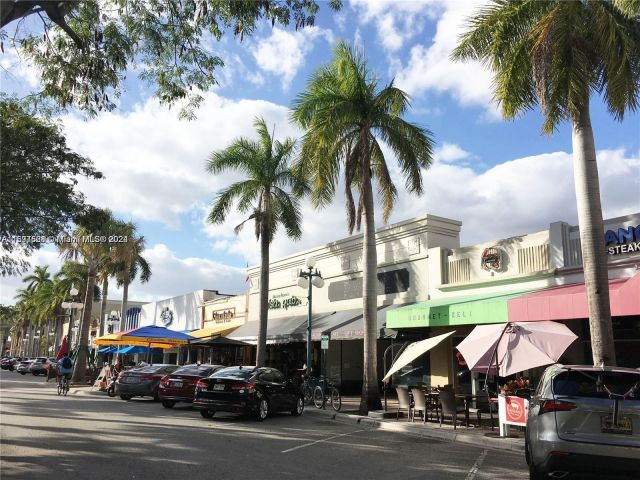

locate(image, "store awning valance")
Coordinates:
508 273 640 322
188 321 245 341
328 304 403 340
387 291 534 329
228 313 333 345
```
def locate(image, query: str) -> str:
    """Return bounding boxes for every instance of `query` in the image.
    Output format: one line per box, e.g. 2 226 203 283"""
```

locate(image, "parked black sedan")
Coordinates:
193 366 304 421
158 364 224 408
115 364 179 401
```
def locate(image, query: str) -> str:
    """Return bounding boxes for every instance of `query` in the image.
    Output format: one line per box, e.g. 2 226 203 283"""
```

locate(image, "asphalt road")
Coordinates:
0 371 528 480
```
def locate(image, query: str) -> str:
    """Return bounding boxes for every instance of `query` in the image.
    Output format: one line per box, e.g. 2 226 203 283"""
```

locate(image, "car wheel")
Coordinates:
291 396 304 416
20 372 26 375
200 409 214 419
526 441 545 480
256 398 269 421
162 400 176 409
120 394 132 401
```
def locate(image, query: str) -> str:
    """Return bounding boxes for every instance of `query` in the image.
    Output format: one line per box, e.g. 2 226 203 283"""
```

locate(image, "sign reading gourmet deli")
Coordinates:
211 308 235 323
605 225 640 255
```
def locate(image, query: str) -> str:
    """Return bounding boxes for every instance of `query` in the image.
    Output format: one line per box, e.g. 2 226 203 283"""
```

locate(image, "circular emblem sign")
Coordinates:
506 398 525 423
160 307 173 327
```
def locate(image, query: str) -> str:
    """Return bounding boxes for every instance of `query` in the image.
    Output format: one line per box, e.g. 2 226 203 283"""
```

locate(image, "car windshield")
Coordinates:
554 370 640 398
173 365 217 376
211 368 254 379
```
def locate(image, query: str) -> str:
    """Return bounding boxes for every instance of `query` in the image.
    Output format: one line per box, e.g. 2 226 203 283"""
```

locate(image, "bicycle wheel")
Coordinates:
63 378 69 396
330 387 341 412
302 384 313 405
313 386 325 409
57 382 62 396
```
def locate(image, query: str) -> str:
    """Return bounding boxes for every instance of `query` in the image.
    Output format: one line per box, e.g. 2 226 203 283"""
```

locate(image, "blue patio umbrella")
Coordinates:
114 345 161 355
97 345 118 354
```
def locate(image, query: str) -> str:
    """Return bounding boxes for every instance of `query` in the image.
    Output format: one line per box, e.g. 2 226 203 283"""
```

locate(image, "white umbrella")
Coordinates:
456 321 577 377
383 331 455 382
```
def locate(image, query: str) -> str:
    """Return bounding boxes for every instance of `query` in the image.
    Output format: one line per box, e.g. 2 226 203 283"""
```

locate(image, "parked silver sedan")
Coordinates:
16 359 33 375
115 364 179 401
526 364 640 479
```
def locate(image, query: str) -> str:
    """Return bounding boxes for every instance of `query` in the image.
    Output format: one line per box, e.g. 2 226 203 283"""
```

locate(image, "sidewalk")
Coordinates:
304 395 525 453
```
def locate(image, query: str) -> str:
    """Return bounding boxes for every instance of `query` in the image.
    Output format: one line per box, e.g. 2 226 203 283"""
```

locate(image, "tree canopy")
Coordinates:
0 98 102 276
1 0 341 118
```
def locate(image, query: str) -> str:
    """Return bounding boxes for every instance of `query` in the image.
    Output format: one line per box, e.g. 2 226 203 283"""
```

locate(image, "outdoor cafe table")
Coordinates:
455 393 487 427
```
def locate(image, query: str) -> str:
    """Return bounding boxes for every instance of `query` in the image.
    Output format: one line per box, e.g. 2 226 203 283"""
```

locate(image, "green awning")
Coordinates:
387 290 533 328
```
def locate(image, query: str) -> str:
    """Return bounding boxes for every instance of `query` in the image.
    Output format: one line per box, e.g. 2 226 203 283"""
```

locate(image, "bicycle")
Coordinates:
57 374 70 396
301 374 320 405
312 377 341 411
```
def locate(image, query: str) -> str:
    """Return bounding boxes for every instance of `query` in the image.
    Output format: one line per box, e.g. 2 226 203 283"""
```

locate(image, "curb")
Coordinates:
304 407 525 453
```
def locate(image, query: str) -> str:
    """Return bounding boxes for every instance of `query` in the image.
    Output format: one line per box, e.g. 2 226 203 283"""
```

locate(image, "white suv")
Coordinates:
526 364 640 479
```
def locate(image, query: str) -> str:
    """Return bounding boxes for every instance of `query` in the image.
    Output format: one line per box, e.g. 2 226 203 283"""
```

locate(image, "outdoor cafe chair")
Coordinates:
438 389 466 430
411 388 437 423
395 387 412 421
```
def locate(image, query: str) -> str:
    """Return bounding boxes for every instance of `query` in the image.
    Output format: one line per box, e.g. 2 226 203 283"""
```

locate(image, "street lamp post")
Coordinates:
297 256 324 376
61 286 84 352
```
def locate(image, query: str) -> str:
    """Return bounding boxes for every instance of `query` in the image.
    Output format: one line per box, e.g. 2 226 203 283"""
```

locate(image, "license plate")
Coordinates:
172 381 183 388
213 383 225 391
601 416 632 435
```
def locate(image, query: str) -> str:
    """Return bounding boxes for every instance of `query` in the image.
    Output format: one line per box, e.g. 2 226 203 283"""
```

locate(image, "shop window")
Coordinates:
328 268 410 302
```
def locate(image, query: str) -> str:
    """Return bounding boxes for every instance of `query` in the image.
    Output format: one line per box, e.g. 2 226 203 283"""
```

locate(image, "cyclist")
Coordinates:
56 353 74 388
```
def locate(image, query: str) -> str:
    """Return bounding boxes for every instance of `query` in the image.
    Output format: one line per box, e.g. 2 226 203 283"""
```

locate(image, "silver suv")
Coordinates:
526 364 640 479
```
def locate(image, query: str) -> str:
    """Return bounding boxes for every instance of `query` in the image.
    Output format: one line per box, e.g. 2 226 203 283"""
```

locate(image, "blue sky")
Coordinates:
2 0 639 304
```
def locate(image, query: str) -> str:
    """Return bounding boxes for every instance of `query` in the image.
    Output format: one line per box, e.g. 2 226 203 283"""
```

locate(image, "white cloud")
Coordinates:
389 0 500 118
434 142 472 163
394 147 640 245
199 145 639 267
121 244 246 301
1 243 247 306
349 0 440 52
0 46 41 90
251 26 334 90
61 92 297 228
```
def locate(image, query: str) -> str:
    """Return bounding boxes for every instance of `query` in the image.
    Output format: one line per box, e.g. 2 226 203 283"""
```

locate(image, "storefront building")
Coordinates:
388 212 640 392
229 214 463 392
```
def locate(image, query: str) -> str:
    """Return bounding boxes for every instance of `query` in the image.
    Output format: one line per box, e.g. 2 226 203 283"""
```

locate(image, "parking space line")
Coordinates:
281 429 368 453
465 449 488 480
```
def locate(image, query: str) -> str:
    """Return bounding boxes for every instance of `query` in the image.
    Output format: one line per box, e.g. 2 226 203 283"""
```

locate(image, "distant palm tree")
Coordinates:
22 265 52 292
291 42 435 414
110 222 151 326
452 0 640 367
59 223 112 384
206 116 308 367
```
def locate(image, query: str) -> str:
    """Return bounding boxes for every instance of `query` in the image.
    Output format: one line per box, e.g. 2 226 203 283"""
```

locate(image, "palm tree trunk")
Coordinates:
359 174 382 415
99 277 109 337
72 266 96 384
256 224 270 368
572 100 616 367
120 263 130 328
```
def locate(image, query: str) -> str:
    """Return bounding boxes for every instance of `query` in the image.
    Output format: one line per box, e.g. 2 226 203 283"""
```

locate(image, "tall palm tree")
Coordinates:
291 42 435 414
452 0 640 367
111 222 151 325
206 116 308 367
22 265 52 292
59 224 111 384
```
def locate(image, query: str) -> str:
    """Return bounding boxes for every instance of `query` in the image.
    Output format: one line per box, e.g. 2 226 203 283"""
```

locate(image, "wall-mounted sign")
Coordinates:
160 307 173 327
268 293 304 310
605 225 640 255
481 247 504 271
211 308 235 323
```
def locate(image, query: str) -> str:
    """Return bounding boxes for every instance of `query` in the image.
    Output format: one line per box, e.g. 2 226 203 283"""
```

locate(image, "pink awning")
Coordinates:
507 273 640 322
